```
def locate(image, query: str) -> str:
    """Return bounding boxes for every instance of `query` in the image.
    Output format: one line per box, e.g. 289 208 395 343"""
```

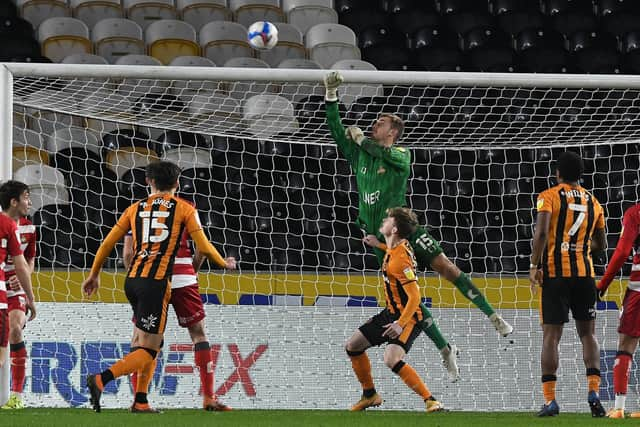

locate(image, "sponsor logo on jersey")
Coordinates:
403 267 416 281
537 199 544 210
377 166 386 175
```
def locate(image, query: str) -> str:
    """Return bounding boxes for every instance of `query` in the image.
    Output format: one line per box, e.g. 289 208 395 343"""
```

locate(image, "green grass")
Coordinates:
1 409 636 427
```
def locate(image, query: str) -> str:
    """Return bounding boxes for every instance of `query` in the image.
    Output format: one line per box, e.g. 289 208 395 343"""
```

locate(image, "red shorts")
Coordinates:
7 294 26 313
0 309 8 347
171 285 205 328
618 289 640 337
131 284 205 328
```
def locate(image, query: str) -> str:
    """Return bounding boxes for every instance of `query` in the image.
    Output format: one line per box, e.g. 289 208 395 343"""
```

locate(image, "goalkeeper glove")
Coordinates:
323 71 343 102
345 126 365 145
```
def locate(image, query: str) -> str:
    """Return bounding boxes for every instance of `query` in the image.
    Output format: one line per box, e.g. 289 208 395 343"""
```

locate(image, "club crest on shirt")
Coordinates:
403 267 416 280
377 166 386 175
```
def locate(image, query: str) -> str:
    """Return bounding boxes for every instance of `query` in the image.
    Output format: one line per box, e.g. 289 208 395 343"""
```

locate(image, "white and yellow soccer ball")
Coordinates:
247 21 278 50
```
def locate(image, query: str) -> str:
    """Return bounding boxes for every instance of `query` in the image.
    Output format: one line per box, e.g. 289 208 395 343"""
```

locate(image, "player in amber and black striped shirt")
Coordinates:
82 161 236 413
346 207 444 413
529 151 606 417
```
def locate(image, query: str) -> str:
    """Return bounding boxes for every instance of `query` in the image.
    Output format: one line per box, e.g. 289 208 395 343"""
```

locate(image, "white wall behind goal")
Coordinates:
19 303 627 412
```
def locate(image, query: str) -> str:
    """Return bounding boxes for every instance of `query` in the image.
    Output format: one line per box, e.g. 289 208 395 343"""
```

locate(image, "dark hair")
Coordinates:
380 113 405 141
388 207 418 239
145 161 181 191
556 151 584 182
0 180 29 210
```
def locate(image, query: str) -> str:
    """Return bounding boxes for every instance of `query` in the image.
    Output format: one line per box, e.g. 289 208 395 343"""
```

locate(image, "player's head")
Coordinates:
556 151 584 184
0 180 31 216
380 207 418 240
145 161 181 192
371 113 404 146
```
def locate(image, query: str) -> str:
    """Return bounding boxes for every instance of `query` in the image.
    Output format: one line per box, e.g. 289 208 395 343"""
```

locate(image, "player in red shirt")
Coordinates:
0 181 36 409
597 203 640 418
0 181 36 408
123 224 232 412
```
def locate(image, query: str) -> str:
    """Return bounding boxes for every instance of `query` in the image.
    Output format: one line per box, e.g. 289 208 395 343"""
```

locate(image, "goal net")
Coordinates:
4 64 639 411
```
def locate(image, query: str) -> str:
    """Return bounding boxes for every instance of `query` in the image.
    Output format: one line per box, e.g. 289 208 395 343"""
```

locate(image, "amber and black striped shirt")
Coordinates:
116 194 202 280
536 183 605 279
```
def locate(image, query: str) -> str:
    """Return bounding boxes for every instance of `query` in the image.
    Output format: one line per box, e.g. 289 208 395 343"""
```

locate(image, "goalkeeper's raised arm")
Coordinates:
323 70 411 235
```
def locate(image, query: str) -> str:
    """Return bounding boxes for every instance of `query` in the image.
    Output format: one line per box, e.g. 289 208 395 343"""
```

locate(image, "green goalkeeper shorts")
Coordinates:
408 226 443 270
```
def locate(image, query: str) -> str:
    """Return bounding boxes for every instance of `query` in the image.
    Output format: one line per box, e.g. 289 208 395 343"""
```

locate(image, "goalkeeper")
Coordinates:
323 71 513 381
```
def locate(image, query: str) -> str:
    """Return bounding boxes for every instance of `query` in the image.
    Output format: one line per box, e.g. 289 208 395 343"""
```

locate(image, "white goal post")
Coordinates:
2 63 640 412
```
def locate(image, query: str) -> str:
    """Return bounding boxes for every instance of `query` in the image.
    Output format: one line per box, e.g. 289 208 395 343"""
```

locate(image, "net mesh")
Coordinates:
9 70 638 411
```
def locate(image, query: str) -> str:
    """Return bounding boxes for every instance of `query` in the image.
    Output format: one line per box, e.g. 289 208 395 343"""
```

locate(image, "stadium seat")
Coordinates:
330 59 382 108
70 0 123 29
461 27 515 72
256 22 305 67
387 0 439 35
161 144 212 169
243 94 298 138
14 165 69 212
46 126 101 156
178 0 232 32
277 58 322 68
38 17 91 63
359 27 411 70
187 91 241 131
169 56 216 67
305 23 361 68
0 1 18 17
543 0 598 35
92 18 144 64
597 0 640 37
622 31 640 71
515 28 568 73
200 21 253 68
123 0 177 30
61 53 108 64
0 16 35 39
339 8 387 37
229 0 286 28
0 34 41 62
411 27 464 71
12 146 48 172
17 0 70 30
284 0 338 35
105 146 159 179
493 0 546 35
145 19 199 65
567 31 621 73
437 0 493 35
224 57 270 68
119 167 149 201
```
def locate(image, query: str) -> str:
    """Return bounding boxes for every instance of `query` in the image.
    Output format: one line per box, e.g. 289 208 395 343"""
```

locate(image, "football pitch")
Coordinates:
1 409 632 427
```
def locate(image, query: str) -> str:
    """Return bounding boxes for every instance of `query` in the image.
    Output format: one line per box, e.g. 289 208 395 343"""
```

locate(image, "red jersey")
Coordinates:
5 217 36 297
599 204 640 293
171 229 197 289
0 214 24 309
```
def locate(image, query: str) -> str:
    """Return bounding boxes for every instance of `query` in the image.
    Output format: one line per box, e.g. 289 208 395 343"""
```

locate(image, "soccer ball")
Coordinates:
247 21 278 50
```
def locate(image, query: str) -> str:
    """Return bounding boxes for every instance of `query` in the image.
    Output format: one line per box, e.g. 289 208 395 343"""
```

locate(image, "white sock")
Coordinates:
614 394 626 410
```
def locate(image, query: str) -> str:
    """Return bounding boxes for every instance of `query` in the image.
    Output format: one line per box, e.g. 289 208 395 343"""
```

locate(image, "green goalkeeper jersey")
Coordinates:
326 101 411 234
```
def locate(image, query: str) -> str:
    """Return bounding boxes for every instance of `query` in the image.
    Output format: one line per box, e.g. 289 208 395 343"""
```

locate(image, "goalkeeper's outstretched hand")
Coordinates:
323 71 343 102
346 126 364 145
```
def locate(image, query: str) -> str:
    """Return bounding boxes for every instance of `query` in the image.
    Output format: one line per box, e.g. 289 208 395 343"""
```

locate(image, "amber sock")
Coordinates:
392 361 431 400
104 348 157 385
542 374 557 403
347 350 375 391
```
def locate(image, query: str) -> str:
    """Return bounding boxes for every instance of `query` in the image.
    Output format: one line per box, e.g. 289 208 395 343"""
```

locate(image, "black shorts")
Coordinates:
541 277 597 324
125 277 171 334
358 309 421 353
